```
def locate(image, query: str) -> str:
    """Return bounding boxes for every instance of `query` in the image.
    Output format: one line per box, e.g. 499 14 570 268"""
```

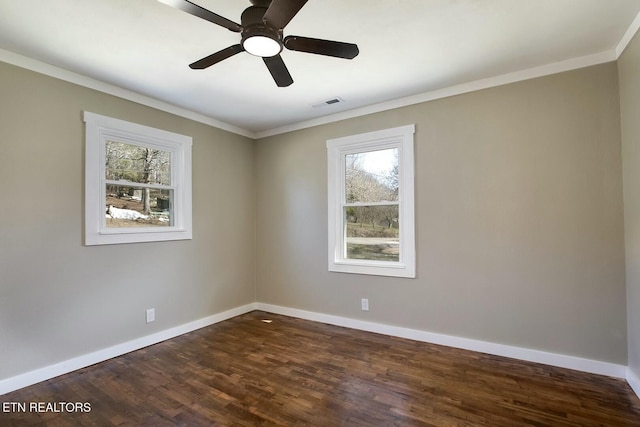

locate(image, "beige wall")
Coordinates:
0 62 255 380
255 62 628 364
619 32 640 377
0 56 630 383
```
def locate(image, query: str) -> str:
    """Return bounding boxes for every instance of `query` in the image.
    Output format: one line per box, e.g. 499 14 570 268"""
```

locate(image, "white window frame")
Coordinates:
327 124 415 278
84 111 192 245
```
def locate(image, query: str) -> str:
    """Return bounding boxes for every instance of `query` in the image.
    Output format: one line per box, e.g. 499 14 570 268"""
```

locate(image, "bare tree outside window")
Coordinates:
344 148 399 261
104 141 173 227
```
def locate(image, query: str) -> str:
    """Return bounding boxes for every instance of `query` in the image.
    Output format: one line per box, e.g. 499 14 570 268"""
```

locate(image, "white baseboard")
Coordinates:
0 303 257 396
627 367 640 399
2 302 634 398
255 303 628 379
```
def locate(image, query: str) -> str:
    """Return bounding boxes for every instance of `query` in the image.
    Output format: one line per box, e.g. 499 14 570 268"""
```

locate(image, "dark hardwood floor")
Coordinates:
1 311 639 426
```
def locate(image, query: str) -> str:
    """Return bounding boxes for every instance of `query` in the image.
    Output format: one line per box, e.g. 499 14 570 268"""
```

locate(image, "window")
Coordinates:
327 124 415 278
84 112 192 245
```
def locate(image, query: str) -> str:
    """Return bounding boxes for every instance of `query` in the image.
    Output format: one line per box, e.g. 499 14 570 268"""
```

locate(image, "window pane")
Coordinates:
106 185 172 228
105 141 171 185
345 148 398 203
345 205 399 262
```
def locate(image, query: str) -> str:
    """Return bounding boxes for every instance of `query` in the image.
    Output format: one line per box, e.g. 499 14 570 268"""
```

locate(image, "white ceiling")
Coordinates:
1 0 639 138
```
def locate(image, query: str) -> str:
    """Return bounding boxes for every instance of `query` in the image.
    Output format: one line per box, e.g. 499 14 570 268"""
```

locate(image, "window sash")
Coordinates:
327 124 415 278
343 204 401 262
104 180 175 191
343 201 400 207
103 184 175 231
341 156 404 264
98 136 182 234
85 111 192 245
105 140 172 186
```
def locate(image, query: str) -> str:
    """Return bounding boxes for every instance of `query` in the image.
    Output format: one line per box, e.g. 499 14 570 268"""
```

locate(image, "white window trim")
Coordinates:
84 111 192 245
327 124 416 278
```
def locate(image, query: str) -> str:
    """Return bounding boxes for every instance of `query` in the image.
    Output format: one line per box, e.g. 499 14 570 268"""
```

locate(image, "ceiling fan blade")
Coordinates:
263 55 293 87
284 36 359 59
189 44 244 69
263 0 308 29
158 0 242 32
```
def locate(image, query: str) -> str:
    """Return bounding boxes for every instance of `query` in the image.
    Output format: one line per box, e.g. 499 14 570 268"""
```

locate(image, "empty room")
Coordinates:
1 0 640 425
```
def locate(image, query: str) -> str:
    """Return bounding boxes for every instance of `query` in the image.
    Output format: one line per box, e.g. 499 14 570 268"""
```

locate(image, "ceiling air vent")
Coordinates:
312 97 345 108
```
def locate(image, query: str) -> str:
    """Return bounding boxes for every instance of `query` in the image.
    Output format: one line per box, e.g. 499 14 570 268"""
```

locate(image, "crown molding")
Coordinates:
0 48 256 139
257 10 640 139
4 5 640 142
255 49 616 139
616 10 640 58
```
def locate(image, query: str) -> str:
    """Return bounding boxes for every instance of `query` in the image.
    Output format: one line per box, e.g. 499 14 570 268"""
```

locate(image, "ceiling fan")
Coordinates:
158 0 359 87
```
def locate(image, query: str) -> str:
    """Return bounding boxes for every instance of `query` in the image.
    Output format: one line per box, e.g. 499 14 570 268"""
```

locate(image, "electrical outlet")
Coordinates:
361 298 369 311
146 308 155 323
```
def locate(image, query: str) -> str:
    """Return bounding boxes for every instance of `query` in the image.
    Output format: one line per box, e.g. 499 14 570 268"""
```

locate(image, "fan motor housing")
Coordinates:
164 0 358 86
241 5 271 28
241 6 283 56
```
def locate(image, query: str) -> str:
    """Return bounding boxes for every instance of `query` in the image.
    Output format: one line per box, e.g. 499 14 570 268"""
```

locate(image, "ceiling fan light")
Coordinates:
243 35 282 57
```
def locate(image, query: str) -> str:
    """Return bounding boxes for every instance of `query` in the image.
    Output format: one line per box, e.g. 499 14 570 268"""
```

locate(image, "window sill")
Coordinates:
329 260 415 278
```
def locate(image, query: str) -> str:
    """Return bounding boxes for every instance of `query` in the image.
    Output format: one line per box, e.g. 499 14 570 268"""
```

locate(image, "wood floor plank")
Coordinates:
1 311 639 426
